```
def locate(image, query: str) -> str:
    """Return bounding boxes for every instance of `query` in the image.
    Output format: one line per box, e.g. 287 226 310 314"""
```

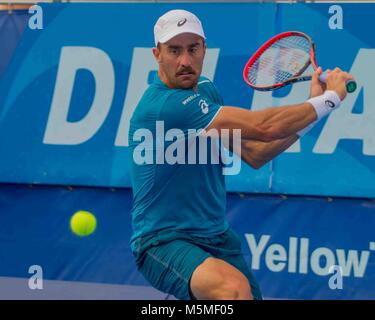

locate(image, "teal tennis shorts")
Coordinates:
132 228 263 300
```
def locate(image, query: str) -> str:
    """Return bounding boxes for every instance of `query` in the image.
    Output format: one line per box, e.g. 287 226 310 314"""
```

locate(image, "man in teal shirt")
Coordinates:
130 73 227 241
129 9 352 300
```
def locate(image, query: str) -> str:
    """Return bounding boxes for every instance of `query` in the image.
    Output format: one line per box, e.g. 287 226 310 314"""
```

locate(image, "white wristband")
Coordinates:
306 90 341 121
297 120 318 137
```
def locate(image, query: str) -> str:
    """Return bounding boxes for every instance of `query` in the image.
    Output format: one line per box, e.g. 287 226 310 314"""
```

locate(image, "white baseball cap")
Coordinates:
154 9 206 46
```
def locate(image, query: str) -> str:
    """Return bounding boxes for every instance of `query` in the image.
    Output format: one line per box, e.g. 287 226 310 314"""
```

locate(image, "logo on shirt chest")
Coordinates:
199 99 209 114
182 93 200 105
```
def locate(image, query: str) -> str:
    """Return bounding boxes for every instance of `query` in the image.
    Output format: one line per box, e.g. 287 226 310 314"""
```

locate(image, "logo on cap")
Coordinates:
177 18 187 27
325 100 335 108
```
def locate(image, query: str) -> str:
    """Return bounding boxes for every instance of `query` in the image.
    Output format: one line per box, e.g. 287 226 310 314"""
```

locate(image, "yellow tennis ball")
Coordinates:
70 210 97 237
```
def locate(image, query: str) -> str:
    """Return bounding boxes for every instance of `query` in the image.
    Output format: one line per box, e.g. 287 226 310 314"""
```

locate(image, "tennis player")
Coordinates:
128 9 353 300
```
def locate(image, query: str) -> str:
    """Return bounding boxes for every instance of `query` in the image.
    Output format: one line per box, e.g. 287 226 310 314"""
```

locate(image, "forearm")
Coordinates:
210 102 316 142
208 91 341 143
249 103 317 139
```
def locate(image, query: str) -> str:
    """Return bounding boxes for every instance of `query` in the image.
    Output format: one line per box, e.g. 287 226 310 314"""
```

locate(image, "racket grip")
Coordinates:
318 72 357 93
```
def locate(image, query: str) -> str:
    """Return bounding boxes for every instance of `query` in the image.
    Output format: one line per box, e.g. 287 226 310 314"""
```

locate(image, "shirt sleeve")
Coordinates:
160 89 222 134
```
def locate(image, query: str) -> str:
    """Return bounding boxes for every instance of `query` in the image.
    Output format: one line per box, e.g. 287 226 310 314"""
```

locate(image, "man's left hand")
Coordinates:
310 67 327 98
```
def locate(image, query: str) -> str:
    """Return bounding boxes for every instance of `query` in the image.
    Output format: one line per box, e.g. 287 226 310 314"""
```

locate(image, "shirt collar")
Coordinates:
153 72 167 88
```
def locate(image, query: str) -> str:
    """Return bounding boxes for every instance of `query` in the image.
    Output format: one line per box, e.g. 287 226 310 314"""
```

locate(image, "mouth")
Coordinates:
177 71 195 77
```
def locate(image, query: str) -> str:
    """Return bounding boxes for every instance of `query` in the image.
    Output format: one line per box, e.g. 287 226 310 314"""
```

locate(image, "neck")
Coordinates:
158 70 173 88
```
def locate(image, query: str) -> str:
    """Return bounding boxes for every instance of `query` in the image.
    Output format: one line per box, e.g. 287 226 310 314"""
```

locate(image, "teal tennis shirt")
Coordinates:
128 74 228 249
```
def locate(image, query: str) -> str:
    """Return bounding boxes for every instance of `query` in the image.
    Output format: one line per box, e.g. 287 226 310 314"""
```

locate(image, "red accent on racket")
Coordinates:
243 31 356 93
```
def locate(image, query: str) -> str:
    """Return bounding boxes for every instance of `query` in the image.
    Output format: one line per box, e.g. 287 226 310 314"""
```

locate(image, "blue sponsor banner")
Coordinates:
0 183 373 299
228 193 375 300
0 10 29 80
0 3 374 197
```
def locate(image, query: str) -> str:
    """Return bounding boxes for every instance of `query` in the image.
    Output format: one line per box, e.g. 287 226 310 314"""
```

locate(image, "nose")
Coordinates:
179 51 192 68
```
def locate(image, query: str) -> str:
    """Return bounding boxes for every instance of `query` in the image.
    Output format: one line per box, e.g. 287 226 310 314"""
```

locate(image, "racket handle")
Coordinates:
318 72 357 93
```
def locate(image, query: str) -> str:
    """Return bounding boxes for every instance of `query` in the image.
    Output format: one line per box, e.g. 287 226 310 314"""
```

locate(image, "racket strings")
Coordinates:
247 35 311 87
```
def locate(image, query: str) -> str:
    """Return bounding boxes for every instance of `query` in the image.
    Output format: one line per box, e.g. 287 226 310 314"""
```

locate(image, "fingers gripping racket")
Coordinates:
243 31 357 93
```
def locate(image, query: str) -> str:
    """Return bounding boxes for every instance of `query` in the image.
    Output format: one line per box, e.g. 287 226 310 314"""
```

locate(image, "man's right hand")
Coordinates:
325 67 354 101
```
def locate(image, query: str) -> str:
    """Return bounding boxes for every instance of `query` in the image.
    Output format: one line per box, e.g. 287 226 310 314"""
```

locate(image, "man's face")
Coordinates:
153 33 206 89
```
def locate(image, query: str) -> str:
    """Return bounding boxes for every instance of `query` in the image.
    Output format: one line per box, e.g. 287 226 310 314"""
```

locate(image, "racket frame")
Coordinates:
243 31 318 91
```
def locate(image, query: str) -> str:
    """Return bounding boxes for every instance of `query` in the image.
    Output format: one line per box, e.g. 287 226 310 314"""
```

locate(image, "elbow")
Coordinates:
245 152 269 170
249 161 264 170
249 158 269 170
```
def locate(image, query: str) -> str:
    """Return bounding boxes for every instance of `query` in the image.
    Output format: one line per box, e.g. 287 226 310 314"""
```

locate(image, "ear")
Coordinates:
152 47 161 63
202 40 207 55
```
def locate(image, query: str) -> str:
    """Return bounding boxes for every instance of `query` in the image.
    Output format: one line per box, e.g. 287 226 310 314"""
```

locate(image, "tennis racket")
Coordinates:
243 31 357 93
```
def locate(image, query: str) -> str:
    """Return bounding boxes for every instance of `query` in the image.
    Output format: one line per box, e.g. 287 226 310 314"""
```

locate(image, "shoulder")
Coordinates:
135 83 173 114
197 76 214 87
197 76 223 105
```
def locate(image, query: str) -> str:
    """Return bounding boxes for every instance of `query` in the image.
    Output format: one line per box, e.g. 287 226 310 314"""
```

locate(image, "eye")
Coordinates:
189 47 198 54
169 48 180 55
